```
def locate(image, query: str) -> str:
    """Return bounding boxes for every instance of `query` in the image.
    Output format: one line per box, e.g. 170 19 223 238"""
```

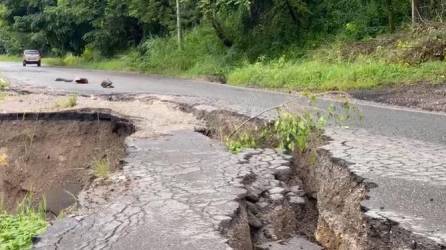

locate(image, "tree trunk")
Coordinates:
385 0 396 32
412 0 421 25
176 0 182 49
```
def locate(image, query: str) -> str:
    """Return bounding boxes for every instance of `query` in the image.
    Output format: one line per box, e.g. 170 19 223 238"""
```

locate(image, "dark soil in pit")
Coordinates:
0 110 134 216
350 82 446 112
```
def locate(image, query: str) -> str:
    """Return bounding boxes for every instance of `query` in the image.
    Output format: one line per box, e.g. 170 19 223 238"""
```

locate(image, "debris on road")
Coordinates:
101 79 114 88
74 77 89 84
55 78 73 83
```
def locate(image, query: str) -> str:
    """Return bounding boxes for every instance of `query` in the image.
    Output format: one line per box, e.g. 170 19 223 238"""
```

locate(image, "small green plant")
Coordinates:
0 196 47 250
274 111 325 153
55 95 77 108
225 111 324 154
225 132 258 153
93 158 110 178
225 96 360 154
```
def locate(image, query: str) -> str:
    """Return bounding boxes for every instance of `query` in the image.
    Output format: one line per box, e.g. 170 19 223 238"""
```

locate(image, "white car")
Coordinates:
23 50 41 67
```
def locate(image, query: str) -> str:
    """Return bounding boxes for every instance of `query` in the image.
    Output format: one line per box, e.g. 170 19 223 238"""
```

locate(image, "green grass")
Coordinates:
43 25 446 92
45 55 138 72
0 198 47 250
228 59 446 91
0 55 20 62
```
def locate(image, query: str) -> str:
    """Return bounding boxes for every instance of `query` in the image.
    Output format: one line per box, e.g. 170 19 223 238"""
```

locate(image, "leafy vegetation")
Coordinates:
225 95 362 153
0 1 445 91
0 197 47 250
225 109 324 154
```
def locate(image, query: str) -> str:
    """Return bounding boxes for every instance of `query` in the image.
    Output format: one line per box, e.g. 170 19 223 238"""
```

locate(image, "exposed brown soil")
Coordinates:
0 111 133 215
350 83 446 113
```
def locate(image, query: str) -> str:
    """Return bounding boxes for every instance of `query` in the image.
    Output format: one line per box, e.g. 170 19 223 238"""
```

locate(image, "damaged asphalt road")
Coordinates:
1 62 446 248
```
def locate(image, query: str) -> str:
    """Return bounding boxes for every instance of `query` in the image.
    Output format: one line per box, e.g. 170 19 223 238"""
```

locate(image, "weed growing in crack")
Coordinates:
274 111 325 153
0 196 47 250
55 95 78 108
93 158 110 178
226 132 258 153
225 111 323 154
225 96 361 154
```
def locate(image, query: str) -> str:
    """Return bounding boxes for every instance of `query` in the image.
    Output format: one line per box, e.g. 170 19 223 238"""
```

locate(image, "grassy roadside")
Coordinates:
43 54 446 92
0 55 20 62
228 59 446 91
5 26 446 92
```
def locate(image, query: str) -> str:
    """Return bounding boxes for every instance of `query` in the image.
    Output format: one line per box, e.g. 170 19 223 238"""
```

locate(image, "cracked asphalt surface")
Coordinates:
1 62 446 247
33 132 300 249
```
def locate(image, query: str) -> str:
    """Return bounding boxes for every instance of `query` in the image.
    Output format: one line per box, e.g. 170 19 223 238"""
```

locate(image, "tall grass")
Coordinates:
44 25 446 91
0 55 20 62
228 58 446 91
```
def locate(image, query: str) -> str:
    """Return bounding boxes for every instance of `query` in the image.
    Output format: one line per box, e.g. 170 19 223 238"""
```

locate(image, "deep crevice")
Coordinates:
183 102 446 250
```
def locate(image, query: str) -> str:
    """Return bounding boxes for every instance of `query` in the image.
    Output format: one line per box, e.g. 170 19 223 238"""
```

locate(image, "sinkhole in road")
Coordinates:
0 110 134 216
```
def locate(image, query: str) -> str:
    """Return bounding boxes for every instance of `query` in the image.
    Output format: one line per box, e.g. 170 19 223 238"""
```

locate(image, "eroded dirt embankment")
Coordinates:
0 111 134 215
296 149 445 250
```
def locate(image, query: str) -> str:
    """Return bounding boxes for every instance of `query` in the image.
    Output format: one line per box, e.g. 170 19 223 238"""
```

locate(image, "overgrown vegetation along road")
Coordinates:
2 1 446 92
4 25 446 92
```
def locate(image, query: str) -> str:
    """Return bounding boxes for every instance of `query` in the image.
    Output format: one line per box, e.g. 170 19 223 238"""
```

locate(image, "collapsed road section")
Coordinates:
0 91 444 250
0 110 134 216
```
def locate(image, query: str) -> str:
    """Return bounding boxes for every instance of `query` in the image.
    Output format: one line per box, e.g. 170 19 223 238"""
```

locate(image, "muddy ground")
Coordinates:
350 82 446 113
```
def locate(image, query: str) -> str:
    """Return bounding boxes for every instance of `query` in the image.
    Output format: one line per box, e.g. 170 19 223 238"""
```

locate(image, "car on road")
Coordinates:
23 50 41 67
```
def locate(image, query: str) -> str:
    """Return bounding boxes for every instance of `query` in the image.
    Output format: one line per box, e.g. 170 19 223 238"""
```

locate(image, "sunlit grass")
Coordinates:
55 95 77 108
0 55 20 62
228 59 446 91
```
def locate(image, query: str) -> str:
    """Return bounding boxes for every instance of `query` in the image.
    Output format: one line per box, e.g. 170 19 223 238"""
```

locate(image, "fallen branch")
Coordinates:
228 90 353 139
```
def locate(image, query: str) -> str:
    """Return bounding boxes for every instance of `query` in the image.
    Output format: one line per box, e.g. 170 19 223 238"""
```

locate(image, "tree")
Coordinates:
412 0 421 25
385 0 396 32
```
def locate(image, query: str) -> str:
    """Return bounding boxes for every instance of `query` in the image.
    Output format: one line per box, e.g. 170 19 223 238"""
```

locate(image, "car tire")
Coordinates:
37 61 41 67
23 62 26 67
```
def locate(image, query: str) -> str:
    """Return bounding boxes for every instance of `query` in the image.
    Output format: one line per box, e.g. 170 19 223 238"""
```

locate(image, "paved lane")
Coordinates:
0 62 445 144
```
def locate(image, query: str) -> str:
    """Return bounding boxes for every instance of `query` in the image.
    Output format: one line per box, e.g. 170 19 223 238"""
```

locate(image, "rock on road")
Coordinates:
1 62 446 247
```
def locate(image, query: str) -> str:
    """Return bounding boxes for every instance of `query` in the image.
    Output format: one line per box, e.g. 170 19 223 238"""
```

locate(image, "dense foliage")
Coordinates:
0 0 415 57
